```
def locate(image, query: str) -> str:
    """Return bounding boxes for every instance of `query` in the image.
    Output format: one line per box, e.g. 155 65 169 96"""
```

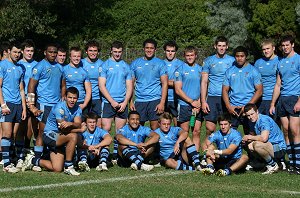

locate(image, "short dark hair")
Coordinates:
66 86 79 97
163 40 178 51
280 34 295 45
9 40 21 50
0 41 11 56
111 41 123 50
215 36 228 45
184 46 198 55
21 39 35 50
83 112 98 122
57 46 67 53
44 43 57 51
218 113 232 123
69 46 81 53
233 46 248 57
85 40 100 51
128 111 140 119
143 38 157 49
244 103 258 113
158 112 173 122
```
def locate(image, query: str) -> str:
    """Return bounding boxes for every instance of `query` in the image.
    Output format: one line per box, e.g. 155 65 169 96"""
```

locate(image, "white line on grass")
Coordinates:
0 171 190 193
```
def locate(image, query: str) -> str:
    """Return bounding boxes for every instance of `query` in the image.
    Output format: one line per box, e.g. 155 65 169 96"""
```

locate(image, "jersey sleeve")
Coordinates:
252 67 262 86
125 63 132 81
0 64 4 79
83 69 90 82
159 61 168 77
230 132 242 146
208 132 217 143
54 104 65 120
31 63 44 81
175 64 183 82
75 107 82 117
202 57 210 73
222 69 230 86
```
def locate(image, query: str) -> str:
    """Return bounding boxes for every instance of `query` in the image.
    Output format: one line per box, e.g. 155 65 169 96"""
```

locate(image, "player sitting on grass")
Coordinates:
77 112 112 172
23 87 85 176
243 103 286 174
115 111 159 171
202 113 249 176
155 112 202 171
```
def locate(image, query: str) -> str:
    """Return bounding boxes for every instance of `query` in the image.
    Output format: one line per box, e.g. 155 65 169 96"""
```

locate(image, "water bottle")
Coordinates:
189 110 196 127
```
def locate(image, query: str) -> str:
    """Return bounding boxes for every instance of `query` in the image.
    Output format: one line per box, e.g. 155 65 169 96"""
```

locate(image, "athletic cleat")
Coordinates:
201 167 215 175
101 162 108 171
0 160 4 166
111 159 118 165
262 163 279 175
245 164 253 171
153 162 161 168
22 152 34 172
200 159 207 167
288 167 300 175
78 161 90 172
130 163 139 171
32 166 42 172
3 164 19 173
64 165 80 176
215 169 227 177
280 161 287 171
196 165 202 171
140 163 154 171
16 159 24 170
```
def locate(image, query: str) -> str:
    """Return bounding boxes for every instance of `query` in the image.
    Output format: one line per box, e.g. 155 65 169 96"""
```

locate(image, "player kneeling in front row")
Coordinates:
23 87 85 176
202 114 248 176
155 112 201 170
77 112 112 172
243 103 286 174
115 111 159 171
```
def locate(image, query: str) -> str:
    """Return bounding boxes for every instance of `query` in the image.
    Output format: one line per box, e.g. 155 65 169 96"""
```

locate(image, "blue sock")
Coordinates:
186 144 200 166
113 138 118 159
99 147 109 164
122 147 142 169
294 143 300 169
207 164 215 170
79 149 87 162
15 140 25 160
286 144 294 168
265 155 276 166
176 160 195 170
1 138 11 167
32 146 43 166
224 168 232 175
64 160 73 168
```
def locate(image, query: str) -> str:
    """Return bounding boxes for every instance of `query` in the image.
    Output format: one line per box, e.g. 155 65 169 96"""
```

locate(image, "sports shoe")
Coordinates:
196 165 202 171
245 164 253 171
16 159 24 170
201 167 215 175
64 165 80 176
78 161 90 172
96 162 108 171
262 163 279 175
280 161 287 171
3 164 19 173
32 166 42 172
215 169 227 177
130 163 139 170
111 159 118 165
0 160 4 166
22 152 34 172
140 163 154 171
200 159 207 167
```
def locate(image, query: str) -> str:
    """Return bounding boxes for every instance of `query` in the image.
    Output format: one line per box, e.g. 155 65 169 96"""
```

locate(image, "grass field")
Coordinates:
0 123 299 198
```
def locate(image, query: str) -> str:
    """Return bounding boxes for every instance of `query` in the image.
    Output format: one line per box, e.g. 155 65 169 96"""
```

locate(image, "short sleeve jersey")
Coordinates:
31 59 63 106
18 59 38 94
175 63 202 106
130 57 167 102
0 59 24 104
82 127 109 146
202 54 235 97
208 128 242 159
223 63 262 106
117 124 151 145
100 58 132 103
81 58 103 100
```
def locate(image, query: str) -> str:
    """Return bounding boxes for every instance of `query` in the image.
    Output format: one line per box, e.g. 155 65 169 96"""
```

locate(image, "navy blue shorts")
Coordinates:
135 99 161 122
77 101 89 118
36 103 53 124
0 102 22 123
43 131 59 149
101 102 128 119
178 105 203 123
277 96 300 117
204 96 226 122
88 99 102 117
214 157 238 170
165 100 178 117
257 99 279 120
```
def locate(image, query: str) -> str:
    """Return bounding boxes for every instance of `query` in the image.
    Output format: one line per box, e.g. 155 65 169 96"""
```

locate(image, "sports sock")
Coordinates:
122 147 142 169
186 144 200 167
32 146 43 166
99 147 109 164
176 160 195 170
1 138 11 167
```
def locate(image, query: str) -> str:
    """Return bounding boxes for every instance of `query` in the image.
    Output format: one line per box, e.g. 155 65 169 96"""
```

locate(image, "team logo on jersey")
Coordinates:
191 69 194 72
231 73 236 77
98 67 102 72
7 69 11 72
12 67 15 70
74 71 78 74
91 66 94 68
68 74 72 78
47 68 51 73
184 72 189 75
175 71 179 77
109 67 113 70
245 72 249 77
33 68 38 74
59 108 64 115
116 64 119 67
211 64 216 67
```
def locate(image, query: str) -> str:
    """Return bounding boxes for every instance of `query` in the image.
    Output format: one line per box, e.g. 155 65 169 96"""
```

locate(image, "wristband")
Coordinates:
214 150 222 155
27 93 35 105
1 103 10 111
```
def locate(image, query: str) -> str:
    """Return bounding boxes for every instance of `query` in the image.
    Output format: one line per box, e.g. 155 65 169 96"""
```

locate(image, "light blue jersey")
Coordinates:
202 54 235 96
130 57 167 102
44 101 82 132
208 128 242 159
31 59 63 106
18 59 38 94
81 58 103 100
117 124 151 147
0 59 24 104
254 56 279 100
155 126 181 161
100 58 132 103
63 64 90 103
164 58 184 101
82 127 109 146
254 114 286 150
223 63 262 106
277 53 300 96
175 63 202 106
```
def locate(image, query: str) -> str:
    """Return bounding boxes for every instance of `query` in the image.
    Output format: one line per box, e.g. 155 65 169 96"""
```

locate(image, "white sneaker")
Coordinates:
196 165 202 171
245 164 253 171
140 163 154 171
200 159 207 167
153 162 161 168
281 161 287 171
78 161 90 172
262 163 279 175
22 152 34 172
16 159 24 170
32 166 42 172
0 160 4 166
111 159 118 165
101 162 108 171
130 163 138 170
64 165 80 176
3 164 19 173
201 167 215 175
